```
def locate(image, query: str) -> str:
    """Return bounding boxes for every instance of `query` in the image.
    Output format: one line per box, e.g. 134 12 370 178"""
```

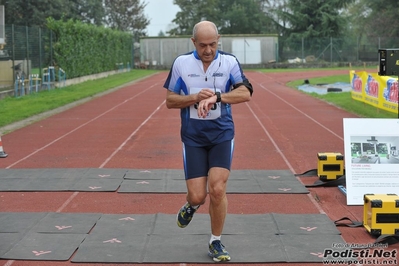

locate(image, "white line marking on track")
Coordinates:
55 101 165 214
3 82 165 266
5 82 161 169
56 191 79 213
247 74 328 214
99 100 165 168
48 99 166 264
256 80 344 141
247 102 326 214
246 103 295 173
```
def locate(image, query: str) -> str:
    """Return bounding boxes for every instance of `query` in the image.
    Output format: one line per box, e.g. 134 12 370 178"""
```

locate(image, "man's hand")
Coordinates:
197 94 217 118
196 88 215 102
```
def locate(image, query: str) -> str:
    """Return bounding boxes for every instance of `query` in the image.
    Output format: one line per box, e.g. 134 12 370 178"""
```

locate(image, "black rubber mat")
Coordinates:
71 213 343 263
119 169 309 194
0 212 345 263
0 233 24 258
30 212 102 234
0 212 101 261
0 212 47 233
1 232 87 261
0 168 127 191
0 168 308 193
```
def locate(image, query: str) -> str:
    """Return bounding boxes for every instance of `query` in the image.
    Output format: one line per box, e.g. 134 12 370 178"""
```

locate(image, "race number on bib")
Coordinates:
189 87 221 120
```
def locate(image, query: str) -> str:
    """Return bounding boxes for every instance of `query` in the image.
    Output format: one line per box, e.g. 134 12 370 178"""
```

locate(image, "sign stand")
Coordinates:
378 49 399 118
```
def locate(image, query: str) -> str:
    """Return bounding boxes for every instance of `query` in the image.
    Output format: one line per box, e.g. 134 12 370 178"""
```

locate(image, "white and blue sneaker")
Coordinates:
176 202 198 228
208 240 231 262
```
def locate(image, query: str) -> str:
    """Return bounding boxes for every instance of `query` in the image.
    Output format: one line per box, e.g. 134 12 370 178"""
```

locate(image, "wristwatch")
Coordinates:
215 92 221 102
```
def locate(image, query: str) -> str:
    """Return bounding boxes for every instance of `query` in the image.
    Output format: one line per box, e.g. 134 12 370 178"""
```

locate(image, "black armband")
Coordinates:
233 79 253 96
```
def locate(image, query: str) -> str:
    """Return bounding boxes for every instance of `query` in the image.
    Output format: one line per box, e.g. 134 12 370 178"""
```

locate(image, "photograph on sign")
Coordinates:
343 118 399 205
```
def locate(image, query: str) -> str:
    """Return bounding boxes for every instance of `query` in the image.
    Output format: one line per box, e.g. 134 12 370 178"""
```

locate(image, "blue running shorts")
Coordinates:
182 139 234 179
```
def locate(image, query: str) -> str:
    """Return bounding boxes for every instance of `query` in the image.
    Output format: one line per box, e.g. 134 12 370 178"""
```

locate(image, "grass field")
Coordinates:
286 73 396 119
0 67 396 132
0 70 157 129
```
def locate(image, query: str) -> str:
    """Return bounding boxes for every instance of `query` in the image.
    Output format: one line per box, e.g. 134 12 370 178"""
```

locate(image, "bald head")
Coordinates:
191 21 220 64
192 21 219 40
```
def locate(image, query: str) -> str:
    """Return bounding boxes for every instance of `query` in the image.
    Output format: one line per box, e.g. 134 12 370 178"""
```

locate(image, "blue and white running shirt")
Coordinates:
164 50 248 147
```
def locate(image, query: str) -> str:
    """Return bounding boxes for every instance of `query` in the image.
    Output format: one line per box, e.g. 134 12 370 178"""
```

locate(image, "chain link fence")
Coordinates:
0 25 54 91
2 23 399 93
278 36 399 66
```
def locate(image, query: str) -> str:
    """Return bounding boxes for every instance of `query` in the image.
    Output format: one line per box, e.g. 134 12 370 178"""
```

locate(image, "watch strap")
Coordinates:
216 92 221 102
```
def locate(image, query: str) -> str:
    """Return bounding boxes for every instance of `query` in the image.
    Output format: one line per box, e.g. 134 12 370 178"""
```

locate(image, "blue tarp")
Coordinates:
297 82 352 95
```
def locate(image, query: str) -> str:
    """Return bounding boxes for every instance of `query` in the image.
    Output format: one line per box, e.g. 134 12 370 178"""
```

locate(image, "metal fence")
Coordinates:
138 35 279 68
2 23 399 91
0 25 54 89
140 35 399 69
278 36 399 64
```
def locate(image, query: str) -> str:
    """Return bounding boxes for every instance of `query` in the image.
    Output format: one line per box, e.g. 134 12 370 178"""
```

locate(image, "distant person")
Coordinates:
163 20 253 262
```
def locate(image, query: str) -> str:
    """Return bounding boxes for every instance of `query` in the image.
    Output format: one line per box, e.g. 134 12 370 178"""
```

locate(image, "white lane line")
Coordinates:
99 100 165 168
3 260 14 266
246 74 328 214
55 100 165 213
3 79 165 266
246 100 326 215
5 83 159 169
246 102 295 173
257 80 343 141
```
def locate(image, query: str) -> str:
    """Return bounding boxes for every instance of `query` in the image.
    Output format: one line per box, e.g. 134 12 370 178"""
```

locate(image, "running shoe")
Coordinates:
208 240 231 262
176 202 198 228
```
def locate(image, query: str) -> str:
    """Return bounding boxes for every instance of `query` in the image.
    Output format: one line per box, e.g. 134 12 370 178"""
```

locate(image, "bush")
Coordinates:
46 18 133 79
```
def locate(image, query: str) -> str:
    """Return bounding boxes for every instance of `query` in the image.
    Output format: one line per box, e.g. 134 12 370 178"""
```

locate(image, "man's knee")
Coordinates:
208 167 229 202
208 182 226 203
186 176 207 205
188 192 207 206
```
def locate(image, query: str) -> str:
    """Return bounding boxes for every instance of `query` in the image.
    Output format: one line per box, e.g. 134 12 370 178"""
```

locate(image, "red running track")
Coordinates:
0 70 393 266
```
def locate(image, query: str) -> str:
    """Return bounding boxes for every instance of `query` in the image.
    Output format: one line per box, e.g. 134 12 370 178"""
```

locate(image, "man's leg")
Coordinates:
206 140 233 262
186 176 207 206
177 143 208 228
207 167 229 236
176 176 207 228
207 167 231 262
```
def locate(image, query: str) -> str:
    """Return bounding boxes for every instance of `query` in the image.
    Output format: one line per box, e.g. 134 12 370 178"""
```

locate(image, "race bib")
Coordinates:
189 87 221 120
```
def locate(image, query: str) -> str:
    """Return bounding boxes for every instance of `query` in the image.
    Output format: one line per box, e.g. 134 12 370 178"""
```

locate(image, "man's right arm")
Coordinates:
165 90 198 109
165 89 215 109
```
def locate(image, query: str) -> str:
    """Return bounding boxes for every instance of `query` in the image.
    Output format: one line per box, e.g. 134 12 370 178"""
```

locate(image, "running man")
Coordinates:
163 20 253 262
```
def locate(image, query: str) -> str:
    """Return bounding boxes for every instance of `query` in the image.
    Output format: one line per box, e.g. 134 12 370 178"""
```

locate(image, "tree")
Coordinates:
68 0 105 26
361 0 399 38
273 0 354 61
157 30 165 37
217 0 272 34
1 0 70 27
279 0 354 39
103 0 150 35
1 0 149 36
169 0 271 36
0 0 104 27
168 0 214 36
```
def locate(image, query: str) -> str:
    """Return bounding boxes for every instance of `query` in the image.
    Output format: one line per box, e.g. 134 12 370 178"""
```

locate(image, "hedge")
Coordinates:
46 18 133 78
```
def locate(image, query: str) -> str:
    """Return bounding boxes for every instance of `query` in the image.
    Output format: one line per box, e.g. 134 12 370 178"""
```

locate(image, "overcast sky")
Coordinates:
144 0 180 36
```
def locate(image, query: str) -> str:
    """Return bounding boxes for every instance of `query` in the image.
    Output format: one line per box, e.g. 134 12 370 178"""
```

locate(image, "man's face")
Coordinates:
192 32 220 64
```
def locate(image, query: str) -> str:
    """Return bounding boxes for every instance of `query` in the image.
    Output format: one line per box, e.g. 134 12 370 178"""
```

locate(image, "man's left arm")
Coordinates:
218 82 252 104
197 81 252 118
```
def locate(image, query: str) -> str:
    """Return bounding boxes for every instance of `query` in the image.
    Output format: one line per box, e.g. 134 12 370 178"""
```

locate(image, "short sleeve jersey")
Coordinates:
163 50 247 147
